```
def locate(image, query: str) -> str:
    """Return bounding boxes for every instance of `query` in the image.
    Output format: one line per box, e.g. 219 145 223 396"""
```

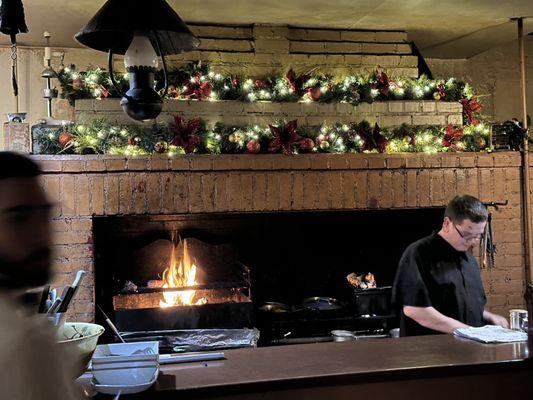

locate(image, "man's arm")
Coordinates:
403 305 470 334
483 310 509 328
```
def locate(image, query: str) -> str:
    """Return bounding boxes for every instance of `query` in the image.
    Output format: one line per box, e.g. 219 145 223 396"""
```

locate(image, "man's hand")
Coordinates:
483 310 509 328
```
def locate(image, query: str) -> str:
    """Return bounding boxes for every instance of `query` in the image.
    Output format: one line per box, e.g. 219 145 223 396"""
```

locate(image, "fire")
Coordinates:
159 240 207 307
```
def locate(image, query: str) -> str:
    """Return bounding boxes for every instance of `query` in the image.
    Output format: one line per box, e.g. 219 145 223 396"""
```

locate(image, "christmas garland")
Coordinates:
34 116 491 156
56 61 482 123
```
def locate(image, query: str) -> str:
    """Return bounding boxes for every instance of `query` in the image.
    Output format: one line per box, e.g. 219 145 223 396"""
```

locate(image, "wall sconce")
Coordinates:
75 0 200 121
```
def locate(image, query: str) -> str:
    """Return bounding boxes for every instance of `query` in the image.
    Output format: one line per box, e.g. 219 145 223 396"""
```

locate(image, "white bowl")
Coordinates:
94 370 158 395
92 363 159 386
93 360 158 370
56 322 105 376
92 341 159 364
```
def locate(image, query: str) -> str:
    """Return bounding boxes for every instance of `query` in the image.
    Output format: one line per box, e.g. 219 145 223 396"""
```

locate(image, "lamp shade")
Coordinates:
75 0 200 55
0 0 28 42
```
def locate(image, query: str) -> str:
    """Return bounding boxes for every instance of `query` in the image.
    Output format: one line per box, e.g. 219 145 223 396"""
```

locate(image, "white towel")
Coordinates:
453 325 527 343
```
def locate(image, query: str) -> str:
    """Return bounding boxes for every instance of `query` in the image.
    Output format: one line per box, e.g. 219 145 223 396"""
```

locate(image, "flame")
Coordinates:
159 239 207 307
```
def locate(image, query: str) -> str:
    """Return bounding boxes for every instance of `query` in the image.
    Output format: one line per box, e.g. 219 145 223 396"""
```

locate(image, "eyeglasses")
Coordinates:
452 222 484 242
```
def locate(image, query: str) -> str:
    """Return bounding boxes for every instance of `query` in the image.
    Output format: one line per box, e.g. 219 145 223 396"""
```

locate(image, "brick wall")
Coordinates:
174 25 417 77
75 99 463 127
33 152 526 322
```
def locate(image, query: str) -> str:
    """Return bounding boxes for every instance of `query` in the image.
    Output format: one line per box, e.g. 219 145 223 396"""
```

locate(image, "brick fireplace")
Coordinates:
33 151 526 323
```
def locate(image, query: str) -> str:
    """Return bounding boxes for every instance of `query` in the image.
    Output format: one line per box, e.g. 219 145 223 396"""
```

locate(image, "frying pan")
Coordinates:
302 297 344 311
258 302 290 313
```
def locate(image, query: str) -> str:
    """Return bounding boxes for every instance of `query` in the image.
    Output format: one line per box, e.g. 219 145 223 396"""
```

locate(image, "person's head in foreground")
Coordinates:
0 152 52 290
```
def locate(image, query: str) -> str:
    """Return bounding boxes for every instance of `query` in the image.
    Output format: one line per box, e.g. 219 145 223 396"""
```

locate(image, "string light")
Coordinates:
58 62 477 115
49 62 489 156
413 86 424 98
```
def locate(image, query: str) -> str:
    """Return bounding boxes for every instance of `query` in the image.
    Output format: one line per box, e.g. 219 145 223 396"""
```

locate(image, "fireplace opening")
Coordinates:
93 208 444 347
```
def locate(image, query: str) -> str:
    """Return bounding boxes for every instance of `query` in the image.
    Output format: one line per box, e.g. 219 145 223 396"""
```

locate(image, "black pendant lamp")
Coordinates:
75 0 200 121
0 0 28 100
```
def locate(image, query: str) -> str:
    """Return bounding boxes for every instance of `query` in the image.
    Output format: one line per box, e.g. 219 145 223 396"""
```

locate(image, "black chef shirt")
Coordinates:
392 232 486 336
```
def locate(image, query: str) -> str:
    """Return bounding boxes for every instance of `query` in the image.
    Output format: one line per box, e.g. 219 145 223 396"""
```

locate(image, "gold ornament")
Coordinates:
433 92 441 101
154 141 168 153
319 140 330 150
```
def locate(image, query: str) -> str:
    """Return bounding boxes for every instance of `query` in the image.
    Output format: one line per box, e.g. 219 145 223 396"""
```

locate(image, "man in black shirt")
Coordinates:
392 195 509 336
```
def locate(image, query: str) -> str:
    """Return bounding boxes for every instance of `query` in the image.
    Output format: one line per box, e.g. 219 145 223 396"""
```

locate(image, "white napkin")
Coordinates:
453 325 527 343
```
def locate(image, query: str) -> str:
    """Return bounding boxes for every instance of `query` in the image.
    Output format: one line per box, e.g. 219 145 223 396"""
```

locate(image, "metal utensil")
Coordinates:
47 298 62 314
38 285 50 313
97 305 126 343
50 288 57 303
58 270 86 313
159 352 225 364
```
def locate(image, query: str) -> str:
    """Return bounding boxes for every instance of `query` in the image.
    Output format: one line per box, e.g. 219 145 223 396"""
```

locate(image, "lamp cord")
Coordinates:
107 48 133 102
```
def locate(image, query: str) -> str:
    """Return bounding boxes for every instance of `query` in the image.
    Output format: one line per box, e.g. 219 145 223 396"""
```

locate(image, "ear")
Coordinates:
442 217 451 232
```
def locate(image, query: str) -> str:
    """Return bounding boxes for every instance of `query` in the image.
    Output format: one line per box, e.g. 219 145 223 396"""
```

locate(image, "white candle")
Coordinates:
44 46 51 60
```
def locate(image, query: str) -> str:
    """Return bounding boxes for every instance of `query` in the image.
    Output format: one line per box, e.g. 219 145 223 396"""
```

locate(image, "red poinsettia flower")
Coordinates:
170 115 202 153
268 119 304 155
286 69 310 97
461 97 483 125
442 124 464 151
360 123 389 153
181 73 212 100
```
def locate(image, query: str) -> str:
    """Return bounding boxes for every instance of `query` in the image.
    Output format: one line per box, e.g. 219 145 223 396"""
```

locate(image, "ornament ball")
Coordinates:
58 132 74 148
319 140 330 150
246 140 261 154
299 137 315 153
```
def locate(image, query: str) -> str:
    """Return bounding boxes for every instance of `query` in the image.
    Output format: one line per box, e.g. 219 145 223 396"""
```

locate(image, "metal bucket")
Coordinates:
331 330 355 342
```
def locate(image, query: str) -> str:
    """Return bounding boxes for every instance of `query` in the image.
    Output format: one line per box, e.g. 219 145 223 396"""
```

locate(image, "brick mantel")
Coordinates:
32 152 527 321
34 152 518 173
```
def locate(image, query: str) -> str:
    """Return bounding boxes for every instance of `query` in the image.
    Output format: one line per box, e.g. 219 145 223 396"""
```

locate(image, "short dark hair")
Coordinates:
444 195 488 223
0 152 41 180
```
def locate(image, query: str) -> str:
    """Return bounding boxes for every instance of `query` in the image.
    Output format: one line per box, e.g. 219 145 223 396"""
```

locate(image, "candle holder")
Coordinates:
41 31 58 119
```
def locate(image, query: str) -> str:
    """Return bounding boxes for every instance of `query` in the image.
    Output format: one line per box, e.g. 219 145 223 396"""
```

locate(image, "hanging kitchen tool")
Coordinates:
0 0 29 113
481 201 508 270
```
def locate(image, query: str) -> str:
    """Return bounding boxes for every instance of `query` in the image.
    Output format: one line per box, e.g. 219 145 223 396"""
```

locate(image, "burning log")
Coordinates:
113 289 250 310
114 237 251 313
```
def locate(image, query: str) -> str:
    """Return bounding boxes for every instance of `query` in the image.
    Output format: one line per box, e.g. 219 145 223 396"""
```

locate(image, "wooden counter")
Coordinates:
118 335 533 399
